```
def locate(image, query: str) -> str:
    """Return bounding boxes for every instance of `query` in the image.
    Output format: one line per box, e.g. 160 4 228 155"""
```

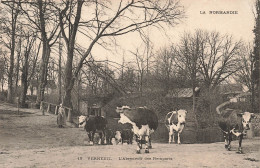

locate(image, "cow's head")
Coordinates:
237 112 255 130
116 106 132 124
116 106 130 113
78 115 87 128
177 109 187 125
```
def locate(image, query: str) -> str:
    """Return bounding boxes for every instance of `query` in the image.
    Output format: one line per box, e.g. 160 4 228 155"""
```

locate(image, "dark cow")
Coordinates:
116 106 158 154
165 109 187 144
121 129 134 144
114 129 134 144
104 128 114 145
78 115 107 145
218 108 255 153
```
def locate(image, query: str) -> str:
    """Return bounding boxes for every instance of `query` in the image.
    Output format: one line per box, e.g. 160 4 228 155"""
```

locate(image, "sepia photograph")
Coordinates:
0 0 259 167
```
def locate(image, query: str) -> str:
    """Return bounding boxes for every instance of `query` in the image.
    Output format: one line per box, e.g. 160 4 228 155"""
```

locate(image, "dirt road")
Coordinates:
0 102 259 168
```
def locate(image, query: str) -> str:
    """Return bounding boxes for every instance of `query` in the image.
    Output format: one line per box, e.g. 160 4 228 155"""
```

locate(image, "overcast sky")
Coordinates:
88 0 256 66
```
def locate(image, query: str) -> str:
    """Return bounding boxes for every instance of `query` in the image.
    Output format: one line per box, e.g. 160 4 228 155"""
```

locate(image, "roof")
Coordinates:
217 84 243 94
166 87 200 98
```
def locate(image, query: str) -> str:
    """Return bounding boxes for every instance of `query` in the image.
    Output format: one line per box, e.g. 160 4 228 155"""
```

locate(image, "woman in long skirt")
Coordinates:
57 104 66 128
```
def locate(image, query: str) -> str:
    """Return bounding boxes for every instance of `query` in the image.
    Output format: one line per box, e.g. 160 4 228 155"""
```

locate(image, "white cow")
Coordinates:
116 106 158 154
165 109 187 144
218 110 255 153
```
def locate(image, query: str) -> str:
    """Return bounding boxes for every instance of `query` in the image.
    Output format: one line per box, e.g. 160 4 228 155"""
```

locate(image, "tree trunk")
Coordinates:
252 0 260 113
36 42 50 106
63 47 74 109
7 23 16 102
15 38 21 95
36 0 51 107
20 67 28 107
77 74 81 112
58 34 62 104
20 53 29 107
7 0 19 103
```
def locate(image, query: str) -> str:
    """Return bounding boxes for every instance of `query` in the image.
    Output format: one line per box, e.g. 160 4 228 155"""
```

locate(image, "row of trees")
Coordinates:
0 0 185 109
117 29 257 113
0 0 259 116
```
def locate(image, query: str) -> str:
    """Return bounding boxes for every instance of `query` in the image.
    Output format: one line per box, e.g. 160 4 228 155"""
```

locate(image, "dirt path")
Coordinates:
0 102 259 168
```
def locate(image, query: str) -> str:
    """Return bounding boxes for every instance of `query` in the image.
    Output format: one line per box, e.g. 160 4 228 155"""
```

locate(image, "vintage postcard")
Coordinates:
0 0 259 167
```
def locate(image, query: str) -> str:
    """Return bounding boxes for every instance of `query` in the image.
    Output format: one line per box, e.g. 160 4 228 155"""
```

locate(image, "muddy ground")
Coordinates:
0 102 259 168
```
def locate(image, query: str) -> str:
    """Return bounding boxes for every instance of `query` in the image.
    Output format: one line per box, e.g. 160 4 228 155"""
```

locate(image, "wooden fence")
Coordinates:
40 101 73 122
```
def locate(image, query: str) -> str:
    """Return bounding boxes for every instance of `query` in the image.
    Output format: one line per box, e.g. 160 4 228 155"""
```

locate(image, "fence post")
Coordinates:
47 104 50 113
40 101 43 110
41 101 45 115
67 108 72 122
17 97 20 115
55 106 58 115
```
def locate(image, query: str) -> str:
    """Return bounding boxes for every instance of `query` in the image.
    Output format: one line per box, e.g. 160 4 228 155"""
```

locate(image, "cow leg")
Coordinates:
227 132 232 151
224 134 229 149
136 136 142 154
98 132 102 145
144 136 150 153
177 132 181 144
169 130 174 144
129 134 133 144
148 136 152 149
102 130 106 145
88 132 94 145
237 134 243 154
92 132 96 145
103 130 107 145
135 135 142 149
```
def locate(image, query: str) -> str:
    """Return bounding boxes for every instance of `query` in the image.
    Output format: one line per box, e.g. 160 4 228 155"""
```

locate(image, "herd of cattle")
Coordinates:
77 106 255 154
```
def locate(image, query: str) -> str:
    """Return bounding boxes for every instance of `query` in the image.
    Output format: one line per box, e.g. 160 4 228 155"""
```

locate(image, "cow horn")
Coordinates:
237 113 243 117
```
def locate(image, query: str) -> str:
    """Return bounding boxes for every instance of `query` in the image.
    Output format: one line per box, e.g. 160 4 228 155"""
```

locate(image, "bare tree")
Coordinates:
155 46 175 93
197 30 243 90
1 0 21 103
175 30 202 113
16 0 60 107
234 44 254 92
58 34 63 104
58 0 185 112
131 48 146 95
20 32 37 107
14 34 22 95
0 54 6 92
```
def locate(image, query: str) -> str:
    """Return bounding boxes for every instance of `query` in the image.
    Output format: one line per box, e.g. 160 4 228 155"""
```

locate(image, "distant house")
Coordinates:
228 92 251 103
217 84 244 101
164 87 200 113
166 87 200 99
79 95 110 117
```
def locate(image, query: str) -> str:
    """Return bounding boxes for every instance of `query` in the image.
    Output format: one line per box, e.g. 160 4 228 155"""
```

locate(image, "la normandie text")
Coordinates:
200 11 238 14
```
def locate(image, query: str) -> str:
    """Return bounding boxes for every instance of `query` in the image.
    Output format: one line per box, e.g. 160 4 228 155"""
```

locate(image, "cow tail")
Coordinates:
165 124 170 131
165 112 173 131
